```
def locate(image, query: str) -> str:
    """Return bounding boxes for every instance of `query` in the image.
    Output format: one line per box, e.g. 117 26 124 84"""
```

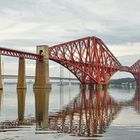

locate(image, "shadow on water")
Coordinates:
0 85 140 139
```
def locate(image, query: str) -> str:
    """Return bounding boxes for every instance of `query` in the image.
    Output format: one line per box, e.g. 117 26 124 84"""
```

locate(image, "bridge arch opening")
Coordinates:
110 71 136 86
0 55 36 87
49 61 79 82
109 71 136 102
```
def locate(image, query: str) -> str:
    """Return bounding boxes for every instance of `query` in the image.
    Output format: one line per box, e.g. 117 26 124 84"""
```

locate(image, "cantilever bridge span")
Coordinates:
0 36 139 87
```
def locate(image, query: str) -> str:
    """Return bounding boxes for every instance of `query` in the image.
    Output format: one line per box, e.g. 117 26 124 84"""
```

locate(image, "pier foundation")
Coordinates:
34 45 51 89
102 84 109 90
79 84 102 90
17 58 27 89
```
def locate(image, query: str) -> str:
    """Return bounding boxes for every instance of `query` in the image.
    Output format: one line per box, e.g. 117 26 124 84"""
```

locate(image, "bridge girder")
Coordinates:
130 60 140 85
49 36 121 84
0 36 139 85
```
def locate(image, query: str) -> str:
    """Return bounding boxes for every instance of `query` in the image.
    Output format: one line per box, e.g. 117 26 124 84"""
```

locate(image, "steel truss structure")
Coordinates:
0 36 139 85
130 60 140 85
49 37 121 84
0 47 42 60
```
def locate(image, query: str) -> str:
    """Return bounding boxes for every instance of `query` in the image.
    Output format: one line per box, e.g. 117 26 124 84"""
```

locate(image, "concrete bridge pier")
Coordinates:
102 84 109 90
88 84 102 90
0 90 3 112
0 56 3 90
17 58 27 89
94 84 102 90
79 84 102 90
34 45 51 89
88 84 96 90
79 84 87 89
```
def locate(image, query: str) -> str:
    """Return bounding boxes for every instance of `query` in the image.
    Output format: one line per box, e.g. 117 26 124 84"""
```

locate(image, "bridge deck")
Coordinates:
0 47 42 60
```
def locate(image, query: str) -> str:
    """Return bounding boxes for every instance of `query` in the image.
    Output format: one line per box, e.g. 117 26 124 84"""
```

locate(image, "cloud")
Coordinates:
108 42 140 57
0 0 140 44
0 0 139 78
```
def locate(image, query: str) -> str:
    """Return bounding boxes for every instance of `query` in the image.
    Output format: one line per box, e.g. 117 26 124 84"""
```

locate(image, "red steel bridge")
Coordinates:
0 36 139 85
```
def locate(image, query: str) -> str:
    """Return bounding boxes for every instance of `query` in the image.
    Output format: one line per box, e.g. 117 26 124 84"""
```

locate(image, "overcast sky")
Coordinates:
0 0 140 78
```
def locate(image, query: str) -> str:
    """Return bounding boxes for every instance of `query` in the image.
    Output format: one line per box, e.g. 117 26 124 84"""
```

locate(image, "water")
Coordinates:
0 84 140 140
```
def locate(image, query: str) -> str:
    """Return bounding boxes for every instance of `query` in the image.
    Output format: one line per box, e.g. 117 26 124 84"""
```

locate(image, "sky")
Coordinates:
0 0 140 79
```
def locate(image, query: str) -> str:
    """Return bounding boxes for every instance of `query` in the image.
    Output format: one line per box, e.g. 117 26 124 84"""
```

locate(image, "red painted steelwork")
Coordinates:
49 36 121 84
131 59 140 73
130 59 140 85
119 60 140 85
0 36 139 85
0 47 42 60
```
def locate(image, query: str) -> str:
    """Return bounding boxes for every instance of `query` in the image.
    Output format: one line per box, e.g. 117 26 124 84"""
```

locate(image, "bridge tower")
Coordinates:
34 45 51 89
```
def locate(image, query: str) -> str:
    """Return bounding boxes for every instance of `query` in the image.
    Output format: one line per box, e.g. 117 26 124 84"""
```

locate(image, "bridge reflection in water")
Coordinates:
10 87 138 137
17 89 26 122
0 90 3 112
48 88 122 137
34 88 50 129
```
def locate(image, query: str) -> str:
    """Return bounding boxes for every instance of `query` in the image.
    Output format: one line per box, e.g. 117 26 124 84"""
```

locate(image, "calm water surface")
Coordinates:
0 84 140 140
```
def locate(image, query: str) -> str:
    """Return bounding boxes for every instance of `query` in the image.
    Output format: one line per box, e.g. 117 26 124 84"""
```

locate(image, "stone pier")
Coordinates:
17 58 27 89
0 90 3 111
33 45 51 89
102 84 109 90
79 84 102 90
79 84 87 89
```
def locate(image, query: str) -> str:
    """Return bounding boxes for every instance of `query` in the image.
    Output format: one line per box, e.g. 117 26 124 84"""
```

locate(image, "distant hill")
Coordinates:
109 78 135 85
